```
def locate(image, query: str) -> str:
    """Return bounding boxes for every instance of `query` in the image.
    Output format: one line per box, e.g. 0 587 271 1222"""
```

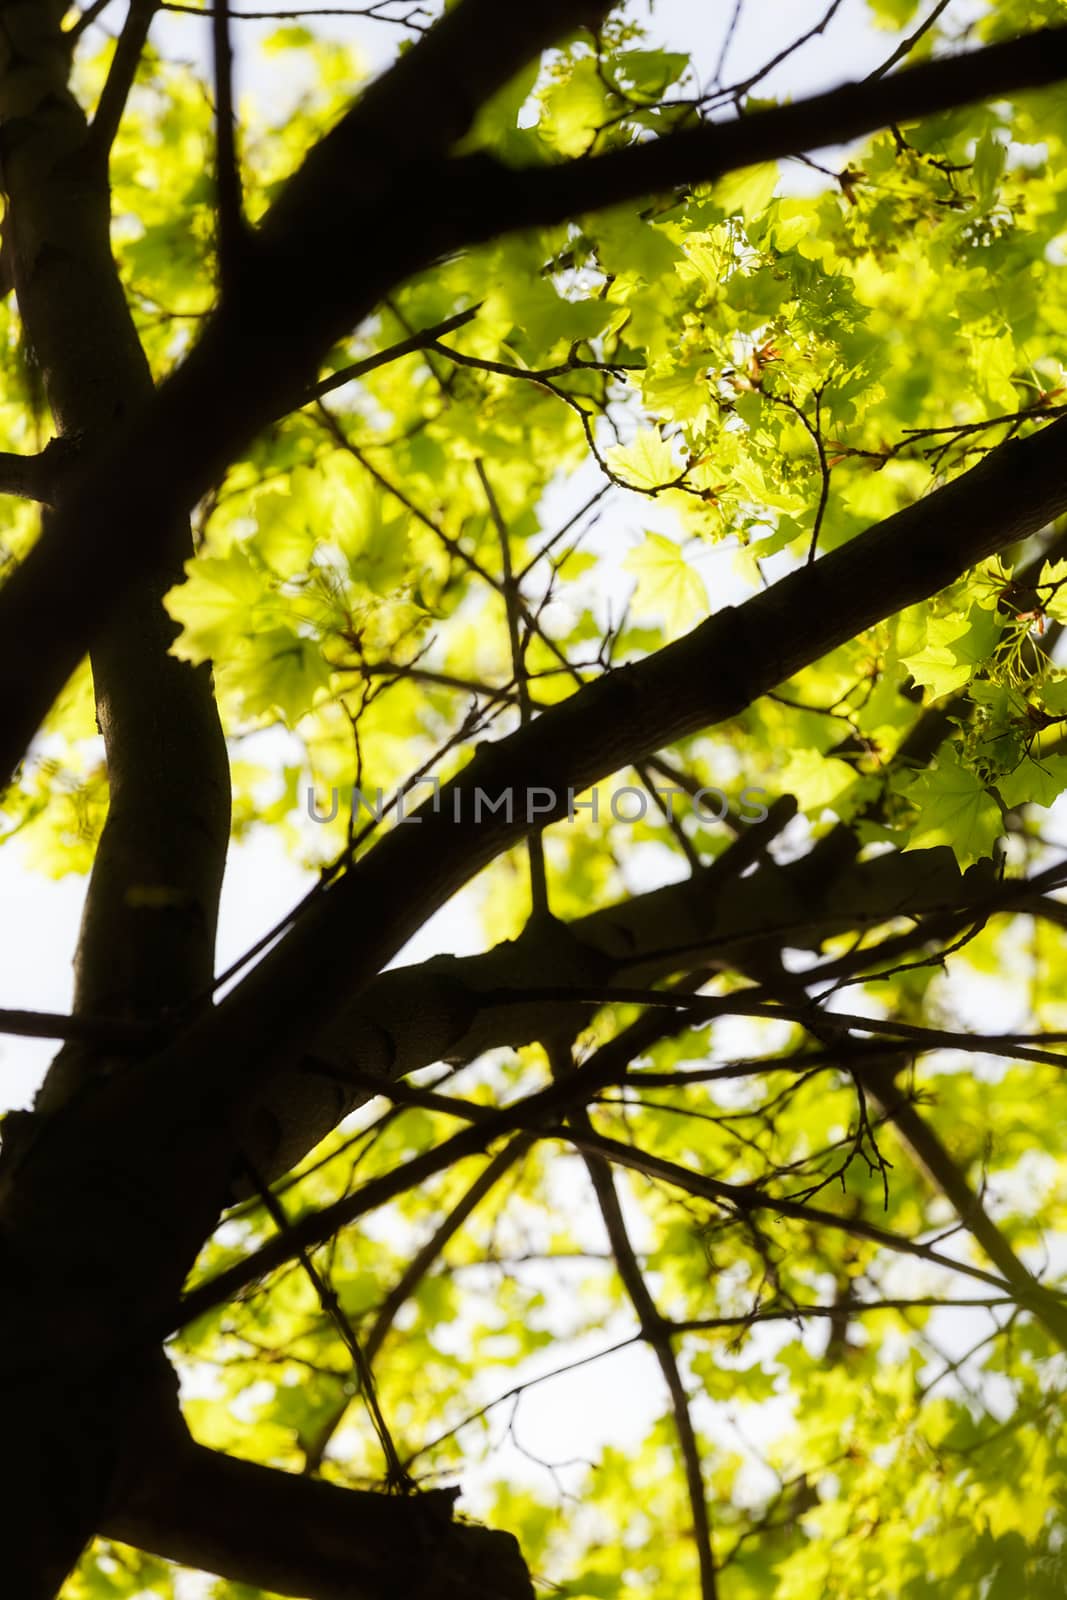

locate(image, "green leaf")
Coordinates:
237 627 332 725
165 550 267 664
262 23 314 51
252 485 315 577
616 48 689 98
714 161 780 222
907 749 1003 864
868 0 921 26
623 532 708 630
606 428 681 490
973 129 1006 209
901 606 1001 698
780 748 859 815
541 58 609 156
996 753 1067 810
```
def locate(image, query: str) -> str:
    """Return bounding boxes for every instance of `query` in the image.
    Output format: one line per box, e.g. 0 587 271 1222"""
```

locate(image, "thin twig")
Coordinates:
238 1153 413 1491
866 0 955 81
66 0 117 43
550 1033 718 1600
303 1135 533 1473
296 306 479 412
712 0 745 89
212 0 247 287
705 0 847 108
0 1006 156 1047
89 0 157 160
161 0 429 24
476 458 548 916
767 388 831 564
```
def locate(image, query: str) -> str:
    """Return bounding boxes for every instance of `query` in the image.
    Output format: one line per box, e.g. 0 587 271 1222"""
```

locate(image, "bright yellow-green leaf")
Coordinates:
907 749 1003 865
901 607 1002 698
165 550 267 663
623 531 708 629
540 58 609 156
780 748 859 815
236 627 333 725
251 485 316 577
996 752 1067 810
714 161 780 222
607 428 681 491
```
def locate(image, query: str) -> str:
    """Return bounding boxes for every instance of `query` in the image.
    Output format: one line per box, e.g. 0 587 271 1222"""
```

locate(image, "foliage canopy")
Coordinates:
5 2 1067 1597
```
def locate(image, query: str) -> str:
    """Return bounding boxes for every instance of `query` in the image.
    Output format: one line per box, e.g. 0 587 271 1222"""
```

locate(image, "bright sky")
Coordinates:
1 0 1034 1564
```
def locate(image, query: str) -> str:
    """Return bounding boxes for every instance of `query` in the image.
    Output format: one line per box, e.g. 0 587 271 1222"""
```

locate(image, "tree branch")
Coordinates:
453 26 1067 240
156 411 1067 1160
0 443 68 504
571 1129 1049 1302
0 4 230 1582
211 0 248 286
89 0 158 160
176 993 746 1327
180 1062 1049 1327
303 1135 534 1472
719 912 1067 1350
562 1051 718 1599
65 0 119 42
231 818 1027 1188
298 306 479 410
103 1432 535 1599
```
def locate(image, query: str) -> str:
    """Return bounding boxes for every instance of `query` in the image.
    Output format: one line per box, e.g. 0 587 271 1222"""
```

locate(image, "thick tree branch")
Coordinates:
244 830 1000 1183
453 25 1067 239
0 2 229 1586
103 1432 534 1599
0 443 66 504
0 0 231 1047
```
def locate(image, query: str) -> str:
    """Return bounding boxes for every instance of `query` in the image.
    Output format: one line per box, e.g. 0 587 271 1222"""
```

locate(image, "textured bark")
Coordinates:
0 0 229 1581
1 0 230 1060
104 1433 534 1600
